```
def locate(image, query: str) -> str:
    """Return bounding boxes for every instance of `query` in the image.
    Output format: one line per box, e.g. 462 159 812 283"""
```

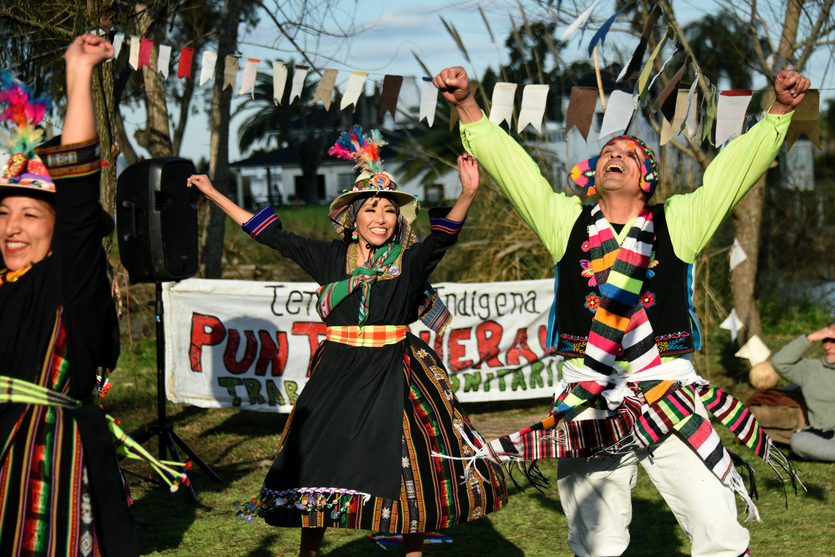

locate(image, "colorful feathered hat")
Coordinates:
567 135 659 198
0 72 54 193
327 126 419 224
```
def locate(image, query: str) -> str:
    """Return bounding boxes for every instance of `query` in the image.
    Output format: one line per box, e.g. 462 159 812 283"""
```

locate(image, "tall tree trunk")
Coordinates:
731 175 766 345
201 0 242 278
88 0 118 252
135 4 173 158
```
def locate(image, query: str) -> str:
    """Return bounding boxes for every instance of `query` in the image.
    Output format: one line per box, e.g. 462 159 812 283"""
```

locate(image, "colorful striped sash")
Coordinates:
552 205 665 421
326 325 408 347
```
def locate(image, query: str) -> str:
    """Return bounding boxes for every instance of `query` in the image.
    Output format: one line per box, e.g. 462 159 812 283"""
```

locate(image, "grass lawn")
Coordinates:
107 202 834 555
107 338 835 557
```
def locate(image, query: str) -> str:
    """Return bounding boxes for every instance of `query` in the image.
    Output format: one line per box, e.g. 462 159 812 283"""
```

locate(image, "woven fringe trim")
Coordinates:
236 486 372 523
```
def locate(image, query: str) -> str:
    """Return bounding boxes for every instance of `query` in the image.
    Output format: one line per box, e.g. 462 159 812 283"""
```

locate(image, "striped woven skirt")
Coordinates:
255 335 507 532
0 404 102 557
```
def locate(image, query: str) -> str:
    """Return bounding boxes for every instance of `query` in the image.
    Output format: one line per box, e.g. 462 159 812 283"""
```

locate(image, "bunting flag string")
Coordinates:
95 3 819 145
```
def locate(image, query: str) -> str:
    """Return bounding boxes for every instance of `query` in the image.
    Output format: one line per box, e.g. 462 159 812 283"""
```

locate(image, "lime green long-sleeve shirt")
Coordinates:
459 111 792 264
460 110 792 371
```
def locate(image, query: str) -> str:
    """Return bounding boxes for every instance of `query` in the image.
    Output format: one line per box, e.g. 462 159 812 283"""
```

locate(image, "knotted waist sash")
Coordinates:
325 325 408 347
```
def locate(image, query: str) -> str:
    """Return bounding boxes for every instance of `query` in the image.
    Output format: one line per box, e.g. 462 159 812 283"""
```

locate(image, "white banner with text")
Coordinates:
163 278 562 413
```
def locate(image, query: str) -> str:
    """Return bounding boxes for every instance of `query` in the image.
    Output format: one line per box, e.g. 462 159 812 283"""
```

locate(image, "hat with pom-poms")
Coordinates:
327 126 419 223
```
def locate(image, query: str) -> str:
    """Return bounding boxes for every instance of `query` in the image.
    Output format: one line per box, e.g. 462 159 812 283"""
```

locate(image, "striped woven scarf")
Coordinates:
553 205 665 419
316 241 402 325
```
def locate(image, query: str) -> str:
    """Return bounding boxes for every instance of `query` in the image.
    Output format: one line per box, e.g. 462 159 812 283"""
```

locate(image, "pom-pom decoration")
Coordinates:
567 156 599 198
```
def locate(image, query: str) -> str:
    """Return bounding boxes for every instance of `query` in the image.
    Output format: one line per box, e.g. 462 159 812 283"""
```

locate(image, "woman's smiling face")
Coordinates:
355 197 397 247
0 193 55 271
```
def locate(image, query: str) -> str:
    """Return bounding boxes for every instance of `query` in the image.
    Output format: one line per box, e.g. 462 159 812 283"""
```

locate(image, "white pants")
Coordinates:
557 400 750 557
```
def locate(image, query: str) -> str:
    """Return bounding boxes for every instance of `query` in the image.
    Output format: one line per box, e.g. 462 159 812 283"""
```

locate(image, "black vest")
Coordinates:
553 204 700 359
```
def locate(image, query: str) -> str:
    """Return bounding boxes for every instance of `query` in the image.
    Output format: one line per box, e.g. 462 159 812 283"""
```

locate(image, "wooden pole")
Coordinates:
593 46 607 111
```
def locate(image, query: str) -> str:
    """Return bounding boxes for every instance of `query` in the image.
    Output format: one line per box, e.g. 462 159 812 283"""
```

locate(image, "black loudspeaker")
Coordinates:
117 157 198 283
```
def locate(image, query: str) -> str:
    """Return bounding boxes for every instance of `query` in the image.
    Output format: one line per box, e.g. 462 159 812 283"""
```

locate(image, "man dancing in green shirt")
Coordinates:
433 66 810 557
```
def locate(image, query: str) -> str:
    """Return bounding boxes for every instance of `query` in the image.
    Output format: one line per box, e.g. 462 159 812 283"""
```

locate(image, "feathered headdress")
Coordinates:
0 71 54 192
327 125 419 226
328 126 387 176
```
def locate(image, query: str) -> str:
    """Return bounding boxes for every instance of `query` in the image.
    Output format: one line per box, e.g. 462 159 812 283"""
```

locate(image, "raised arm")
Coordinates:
433 66 581 263
187 174 254 225
62 34 114 145
666 69 811 262
445 154 478 222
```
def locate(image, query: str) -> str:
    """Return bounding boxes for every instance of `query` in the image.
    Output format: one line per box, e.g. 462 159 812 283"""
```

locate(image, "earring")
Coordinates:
351 231 358 240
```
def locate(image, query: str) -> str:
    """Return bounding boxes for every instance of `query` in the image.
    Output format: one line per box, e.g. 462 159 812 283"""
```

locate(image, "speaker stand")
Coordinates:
133 282 222 503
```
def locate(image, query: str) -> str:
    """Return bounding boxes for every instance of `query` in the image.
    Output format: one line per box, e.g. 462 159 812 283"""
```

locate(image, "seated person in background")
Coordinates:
770 322 835 461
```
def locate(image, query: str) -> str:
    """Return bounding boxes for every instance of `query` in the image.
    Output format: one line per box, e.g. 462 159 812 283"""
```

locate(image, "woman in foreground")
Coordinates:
188 129 506 556
0 34 139 556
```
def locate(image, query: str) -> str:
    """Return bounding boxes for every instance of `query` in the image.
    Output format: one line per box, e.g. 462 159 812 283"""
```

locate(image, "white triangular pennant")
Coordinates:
110 33 124 61
128 35 140 71
715 91 753 146
720 308 743 344
240 58 260 97
341 71 368 111
489 83 517 127
419 77 438 127
729 237 748 271
289 66 308 104
273 61 287 105
735 335 771 367
200 51 217 86
158 45 171 79
561 0 601 39
517 84 549 133
599 90 635 139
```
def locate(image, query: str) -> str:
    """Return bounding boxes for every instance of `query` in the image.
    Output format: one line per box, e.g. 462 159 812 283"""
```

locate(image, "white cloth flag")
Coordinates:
489 83 517 127
517 85 549 133
419 78 438 127
289 66 308 104
158 45 171 78
341 71 368 111
200 51 217 86
720 309 743 344
273 62 288 105
240 58 260 97
110 33 124 61
736 335 771 367
715 91 753 146
685 72 700 138
729 237 748 271
128 36 140 71
561 0 601 39
599 90 635 139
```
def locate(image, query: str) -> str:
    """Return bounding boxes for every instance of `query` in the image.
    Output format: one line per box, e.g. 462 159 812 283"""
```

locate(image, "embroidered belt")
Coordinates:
0 376 188 491
325 325 408 347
